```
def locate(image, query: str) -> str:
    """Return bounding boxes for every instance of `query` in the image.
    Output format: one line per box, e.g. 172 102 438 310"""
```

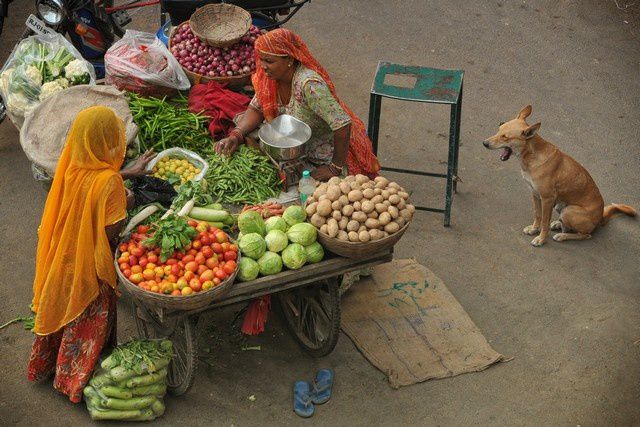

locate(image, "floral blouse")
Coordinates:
250 65 351 165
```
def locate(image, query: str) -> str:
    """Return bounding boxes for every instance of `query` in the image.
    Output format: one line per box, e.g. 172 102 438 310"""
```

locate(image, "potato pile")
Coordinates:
305 175 415 243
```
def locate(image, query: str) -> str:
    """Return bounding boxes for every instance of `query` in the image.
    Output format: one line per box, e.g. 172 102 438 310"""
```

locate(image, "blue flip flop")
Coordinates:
311 368 334 405
293 381 315 418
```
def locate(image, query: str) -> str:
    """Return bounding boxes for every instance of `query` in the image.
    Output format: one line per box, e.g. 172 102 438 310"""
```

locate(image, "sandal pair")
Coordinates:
293 369 334 418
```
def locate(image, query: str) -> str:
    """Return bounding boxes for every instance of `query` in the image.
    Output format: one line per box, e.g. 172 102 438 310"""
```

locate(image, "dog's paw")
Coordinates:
523 225 540 235
531 236 546 247
553 233 566 242
550 220 562 231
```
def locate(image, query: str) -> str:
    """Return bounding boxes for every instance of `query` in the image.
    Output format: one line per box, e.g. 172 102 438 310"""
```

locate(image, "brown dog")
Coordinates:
483 105 636 246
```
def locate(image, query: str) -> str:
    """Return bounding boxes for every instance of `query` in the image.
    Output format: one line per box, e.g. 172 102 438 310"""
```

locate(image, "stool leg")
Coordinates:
367 94 382 156
444 104 457 227
452 86 463 193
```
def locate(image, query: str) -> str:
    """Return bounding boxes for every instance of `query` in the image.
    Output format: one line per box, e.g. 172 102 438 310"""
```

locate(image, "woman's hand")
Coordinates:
121 150 156 179
311 165 339 182
215 136 240 157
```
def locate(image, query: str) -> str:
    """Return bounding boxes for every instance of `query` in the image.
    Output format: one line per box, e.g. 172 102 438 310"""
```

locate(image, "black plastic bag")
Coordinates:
129 176 177 208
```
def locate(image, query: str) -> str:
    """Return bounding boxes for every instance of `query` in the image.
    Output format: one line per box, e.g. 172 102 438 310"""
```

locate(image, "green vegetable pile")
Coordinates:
143 214 197 261
205 145 282 205
128 93 213 154
236 206 323 281
83 340 172 421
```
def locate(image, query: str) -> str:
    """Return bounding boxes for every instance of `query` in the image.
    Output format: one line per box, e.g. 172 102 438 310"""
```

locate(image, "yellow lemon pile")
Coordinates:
152 157 201 185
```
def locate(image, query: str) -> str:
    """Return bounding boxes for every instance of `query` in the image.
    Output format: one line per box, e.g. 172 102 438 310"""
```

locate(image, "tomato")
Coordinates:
189 279 202 292
138 258 148 269
188 220 198 228
117 256 128 265
137 224 150 234
205 257 219 269
223 261 237 275
129 255 139 266
129 273 143 284
217 254 225 262
184 271 195 281
212 243 223 254
123 269 132 278
185 244 192 251
220 242 230 252
200 269 215 282
143 269 155 280
128 243 137 253
176 278 188 290
170 264 181 275
185 262 198 273
202 281 213 291
130 265 142 274
195 253 206 265
171 289 182 296
200 235 212 245
224 250 237 261
154 266 165 277
208 226 218 233
188 249 198 257
197 264 208 276
131 247 145 258
208 232 217 242
147 280 157 288
215 231 228 244
181 287 193 296
182 255 195 263
215 269 227 280
118 243 128 253
176 252 184 260
213 277 221 286
201 246 214 259
151 285 160 293
119 263 129 272
146 263 157 270
192 240 203 250
229 244 238 252
163 257 175 265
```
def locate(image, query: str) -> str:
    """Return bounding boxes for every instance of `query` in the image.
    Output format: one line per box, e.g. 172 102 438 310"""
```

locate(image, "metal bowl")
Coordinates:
258 114 312 161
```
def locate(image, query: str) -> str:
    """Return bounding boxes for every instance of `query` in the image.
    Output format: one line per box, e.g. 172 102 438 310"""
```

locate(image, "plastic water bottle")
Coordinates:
298 170 316 204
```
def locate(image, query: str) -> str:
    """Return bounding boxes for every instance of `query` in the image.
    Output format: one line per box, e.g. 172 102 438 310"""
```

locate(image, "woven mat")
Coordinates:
341 259 504 388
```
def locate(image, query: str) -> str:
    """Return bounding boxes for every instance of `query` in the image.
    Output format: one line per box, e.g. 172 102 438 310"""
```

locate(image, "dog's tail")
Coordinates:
600 203 637 225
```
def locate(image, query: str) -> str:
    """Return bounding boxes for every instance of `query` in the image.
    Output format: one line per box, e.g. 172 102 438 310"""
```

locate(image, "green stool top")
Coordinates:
371 61 464 104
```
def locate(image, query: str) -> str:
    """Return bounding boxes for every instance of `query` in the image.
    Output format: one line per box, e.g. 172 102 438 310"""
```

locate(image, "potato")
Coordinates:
347 220 360 232
374 176 389 186
317 199 333 217
362 188 375 200
332 210 342 221
396 217 406 228
361 181 374 191
327 218 339 237
353 201 362 211
371 195 384 205
367 211 379 219
365 218 380 229
318 194 329 201
383 231 390 238
387 187 398 195
384 221 400 234
374 188 383 195
326 185 341 202
311 213 326 227
339 182 351 195
306 201 318 216
348 231 360 242
397 198 406 210
369 229 383 241
328 176 341 186
400 209 413 221
307 196 316 204
375 203 388 214
406 204 416 214
358 225 367 233
358 230 371 242
348 190 364 202
389 182 401 190
313 183 328 198
379 212 392 226
339 217 349 230
361 200 375 214
320 224 329 234
337 230 349 241
342 204 355 217
331 200 343 212
344 175 356 182
355 174 369 185
384 200 392 207
398 191 410 200
389 194 401 205
352 211 368 223
381 189 390 200
388 206 399 219
338 194 349 206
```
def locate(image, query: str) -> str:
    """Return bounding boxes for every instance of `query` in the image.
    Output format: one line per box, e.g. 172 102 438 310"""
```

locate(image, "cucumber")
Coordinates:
130 383 167 397
89 373 113 389
205 203 223 210
88 407 145 421
125 368 168 388
99 385 133 400
151 399 166 416
100 395 156 410
109 365 138 382
189 207 230 222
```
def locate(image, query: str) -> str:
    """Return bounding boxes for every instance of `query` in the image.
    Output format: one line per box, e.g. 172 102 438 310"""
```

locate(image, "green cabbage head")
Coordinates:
239 233 266 260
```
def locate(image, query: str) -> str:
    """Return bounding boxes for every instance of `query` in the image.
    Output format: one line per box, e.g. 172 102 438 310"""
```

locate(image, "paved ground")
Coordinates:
1 1 639 425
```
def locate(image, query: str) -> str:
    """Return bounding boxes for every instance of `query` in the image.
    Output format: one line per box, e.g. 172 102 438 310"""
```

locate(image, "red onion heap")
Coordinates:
170 23 262 78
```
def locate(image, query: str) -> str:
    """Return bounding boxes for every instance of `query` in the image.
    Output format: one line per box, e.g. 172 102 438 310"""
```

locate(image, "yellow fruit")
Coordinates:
181 287 193 296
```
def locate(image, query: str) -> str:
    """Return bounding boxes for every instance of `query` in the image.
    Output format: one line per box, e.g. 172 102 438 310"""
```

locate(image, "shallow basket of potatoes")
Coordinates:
305 174 415 258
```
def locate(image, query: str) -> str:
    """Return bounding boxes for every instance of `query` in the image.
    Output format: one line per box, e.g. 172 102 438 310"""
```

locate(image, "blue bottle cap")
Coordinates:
302 170 310 177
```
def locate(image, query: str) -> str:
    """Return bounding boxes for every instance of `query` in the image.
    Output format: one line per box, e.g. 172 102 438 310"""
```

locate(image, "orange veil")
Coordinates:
32 106 127 335
252 28 380 176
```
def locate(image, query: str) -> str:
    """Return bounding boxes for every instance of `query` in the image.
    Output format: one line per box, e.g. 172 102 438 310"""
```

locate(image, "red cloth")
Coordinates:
241 295 271 336
188 81 250 139
27 283 117 403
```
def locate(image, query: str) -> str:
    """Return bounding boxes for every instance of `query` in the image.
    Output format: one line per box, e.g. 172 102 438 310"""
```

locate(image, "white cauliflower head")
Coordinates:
24 65 43 87
39 80 66 101
64 59 88 78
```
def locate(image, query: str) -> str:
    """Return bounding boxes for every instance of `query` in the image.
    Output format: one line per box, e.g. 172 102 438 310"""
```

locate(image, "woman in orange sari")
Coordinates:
215 28 380 181
27 106 129 403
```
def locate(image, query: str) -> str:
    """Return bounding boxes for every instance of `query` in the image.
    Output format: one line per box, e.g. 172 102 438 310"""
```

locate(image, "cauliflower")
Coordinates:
64 59 90 85
0 68 14 95
24 65 43 87
39 79 67 100
7 92 31 116
56 77 70 89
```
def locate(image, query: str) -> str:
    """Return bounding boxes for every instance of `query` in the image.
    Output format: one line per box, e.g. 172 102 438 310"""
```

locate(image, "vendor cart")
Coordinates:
124 250 393 395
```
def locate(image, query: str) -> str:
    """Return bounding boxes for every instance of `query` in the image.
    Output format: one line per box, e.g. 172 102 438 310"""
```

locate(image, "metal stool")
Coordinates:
367 61 464 227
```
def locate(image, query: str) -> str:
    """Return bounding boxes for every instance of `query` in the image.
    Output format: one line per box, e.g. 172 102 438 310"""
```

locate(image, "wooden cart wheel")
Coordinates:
131 304 198 396
277 277 340 357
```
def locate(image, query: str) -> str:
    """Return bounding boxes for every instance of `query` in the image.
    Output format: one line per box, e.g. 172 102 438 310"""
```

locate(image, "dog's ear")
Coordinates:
522 122 541 139
517 105 532 120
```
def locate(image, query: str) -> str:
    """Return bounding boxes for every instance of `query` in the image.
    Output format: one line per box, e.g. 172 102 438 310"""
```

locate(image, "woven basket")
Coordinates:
169 22 252 88
317 223 411 259
114 250 239 312
190 3 251 48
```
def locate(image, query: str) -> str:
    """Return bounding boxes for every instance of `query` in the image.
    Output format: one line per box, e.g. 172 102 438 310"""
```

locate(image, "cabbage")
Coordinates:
304 242 324 264
264 230 288 253
282 205 306 226
238 257 260 282
257 251 283 276
238 233 266 260
286 223 317 246
238 210 266 236
265 216 287 233
281 243 307 270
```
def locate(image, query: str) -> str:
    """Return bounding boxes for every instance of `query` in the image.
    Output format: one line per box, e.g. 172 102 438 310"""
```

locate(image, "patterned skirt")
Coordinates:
27 283 117 403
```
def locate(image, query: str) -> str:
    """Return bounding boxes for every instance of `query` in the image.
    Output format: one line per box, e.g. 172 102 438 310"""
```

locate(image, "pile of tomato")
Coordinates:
117 220 239 296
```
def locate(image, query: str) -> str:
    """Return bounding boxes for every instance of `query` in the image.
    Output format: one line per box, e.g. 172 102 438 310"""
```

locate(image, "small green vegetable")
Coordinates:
304 242 325 264
287 223 318 246
283 205 307 226
237 257 260 282
281 243 307 270
257 251 283 276
238 210 266 236
264 230 288 253
239 233 267 260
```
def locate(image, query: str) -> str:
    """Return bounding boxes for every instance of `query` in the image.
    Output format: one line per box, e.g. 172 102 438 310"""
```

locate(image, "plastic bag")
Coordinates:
146 147 209 182
105 30 190 97
129 176 177 207
0 33 96 129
